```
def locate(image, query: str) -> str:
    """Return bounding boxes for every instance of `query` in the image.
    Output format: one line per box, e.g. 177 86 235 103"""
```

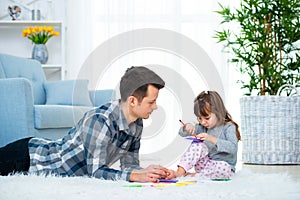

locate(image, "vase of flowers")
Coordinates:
31 44 48 64
22 26 60 64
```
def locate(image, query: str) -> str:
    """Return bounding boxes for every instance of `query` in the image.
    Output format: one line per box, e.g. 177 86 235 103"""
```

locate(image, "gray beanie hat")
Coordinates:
120 66 165 100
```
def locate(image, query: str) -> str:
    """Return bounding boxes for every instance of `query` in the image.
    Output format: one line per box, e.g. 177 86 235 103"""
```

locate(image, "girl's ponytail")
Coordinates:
225 112 241 141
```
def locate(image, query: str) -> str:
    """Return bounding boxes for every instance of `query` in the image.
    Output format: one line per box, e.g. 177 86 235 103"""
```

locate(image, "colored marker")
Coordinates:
185 137 203 143
123 184 152 188
157 179 178 183
211 178 231 181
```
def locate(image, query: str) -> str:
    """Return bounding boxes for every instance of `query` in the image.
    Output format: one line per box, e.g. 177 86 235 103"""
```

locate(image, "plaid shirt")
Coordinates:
28 100 143 181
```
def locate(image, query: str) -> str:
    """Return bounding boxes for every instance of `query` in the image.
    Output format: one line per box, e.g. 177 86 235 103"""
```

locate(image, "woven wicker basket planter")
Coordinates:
240 96 300 164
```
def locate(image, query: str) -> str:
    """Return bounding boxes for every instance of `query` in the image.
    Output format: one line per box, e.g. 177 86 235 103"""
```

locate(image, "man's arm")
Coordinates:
119 136 174 182
120 137 142 170
80 112 174 182
93 165 131 181
80 113 131 181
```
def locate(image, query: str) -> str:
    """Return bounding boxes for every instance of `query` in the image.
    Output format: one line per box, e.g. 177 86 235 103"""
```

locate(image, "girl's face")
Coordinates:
198 113 218 128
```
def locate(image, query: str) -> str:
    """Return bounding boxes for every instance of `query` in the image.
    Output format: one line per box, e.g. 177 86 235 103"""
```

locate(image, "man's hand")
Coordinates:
129 165 174 182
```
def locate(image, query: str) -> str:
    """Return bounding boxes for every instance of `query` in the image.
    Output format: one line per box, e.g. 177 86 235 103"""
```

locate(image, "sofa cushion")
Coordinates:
0 57 5 78
34 105 93 129
89 89 115 107
44 79 93 106
0 53 46 104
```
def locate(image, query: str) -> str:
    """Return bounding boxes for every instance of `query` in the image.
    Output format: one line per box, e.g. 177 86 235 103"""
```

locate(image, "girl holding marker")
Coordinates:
174 91 241 179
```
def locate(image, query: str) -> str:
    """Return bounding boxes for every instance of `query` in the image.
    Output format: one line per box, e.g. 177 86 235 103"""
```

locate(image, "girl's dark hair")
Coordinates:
194 91 241 141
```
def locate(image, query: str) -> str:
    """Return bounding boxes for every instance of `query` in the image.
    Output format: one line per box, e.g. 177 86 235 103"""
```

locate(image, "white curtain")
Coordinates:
66 0 242 168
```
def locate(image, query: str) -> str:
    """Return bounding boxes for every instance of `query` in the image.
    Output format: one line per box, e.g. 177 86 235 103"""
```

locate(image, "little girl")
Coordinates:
175 90 241 179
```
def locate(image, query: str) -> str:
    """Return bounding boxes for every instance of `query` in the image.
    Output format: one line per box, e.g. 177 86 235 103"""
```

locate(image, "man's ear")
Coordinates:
128 96 137 106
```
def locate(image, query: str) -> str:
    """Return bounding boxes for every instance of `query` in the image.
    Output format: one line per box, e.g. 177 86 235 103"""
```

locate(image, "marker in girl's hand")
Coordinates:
179 119 185 126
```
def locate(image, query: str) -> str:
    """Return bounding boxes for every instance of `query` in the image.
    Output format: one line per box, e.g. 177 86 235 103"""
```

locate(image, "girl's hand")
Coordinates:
183 123 196 137
197 133 217 145
164 169 176 179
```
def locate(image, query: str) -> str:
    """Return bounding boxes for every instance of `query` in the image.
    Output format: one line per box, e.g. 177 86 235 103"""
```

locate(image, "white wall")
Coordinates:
65 0 242 115
65 0 243 168
0 0 243 168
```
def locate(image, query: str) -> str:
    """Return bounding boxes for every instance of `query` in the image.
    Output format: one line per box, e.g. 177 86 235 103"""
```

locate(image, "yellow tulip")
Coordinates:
22 25 60 44
22 30 27 37
47 26 53 32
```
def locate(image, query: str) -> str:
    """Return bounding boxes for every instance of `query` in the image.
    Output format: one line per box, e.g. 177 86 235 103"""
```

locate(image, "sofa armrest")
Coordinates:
89 89 115 107
0 78 35 147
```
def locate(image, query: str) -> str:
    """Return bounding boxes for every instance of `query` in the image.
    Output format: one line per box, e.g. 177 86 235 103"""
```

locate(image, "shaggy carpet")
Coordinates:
0 169 299 200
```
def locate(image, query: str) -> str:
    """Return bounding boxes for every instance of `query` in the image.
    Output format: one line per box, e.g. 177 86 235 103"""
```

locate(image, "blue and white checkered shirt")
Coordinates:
28 100 143 181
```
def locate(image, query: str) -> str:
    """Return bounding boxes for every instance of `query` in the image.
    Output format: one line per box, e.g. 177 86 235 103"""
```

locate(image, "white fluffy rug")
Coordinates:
0 169 299 200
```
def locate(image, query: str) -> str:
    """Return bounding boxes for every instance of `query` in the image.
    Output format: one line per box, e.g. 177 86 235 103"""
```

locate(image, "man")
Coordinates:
0 66 175 182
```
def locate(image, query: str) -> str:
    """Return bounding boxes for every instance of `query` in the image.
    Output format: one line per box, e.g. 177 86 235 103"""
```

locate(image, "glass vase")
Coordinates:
32 44 48 64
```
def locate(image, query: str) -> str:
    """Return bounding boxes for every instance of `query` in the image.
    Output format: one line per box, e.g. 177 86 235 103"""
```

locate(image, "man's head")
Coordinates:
120 66 165 102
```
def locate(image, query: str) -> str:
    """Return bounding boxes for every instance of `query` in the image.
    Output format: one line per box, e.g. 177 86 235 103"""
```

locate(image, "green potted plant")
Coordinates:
214 0 300 164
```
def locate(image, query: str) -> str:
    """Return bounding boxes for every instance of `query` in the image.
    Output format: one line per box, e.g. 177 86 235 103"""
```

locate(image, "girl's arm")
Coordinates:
214 124 238 154
178 123 205 137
